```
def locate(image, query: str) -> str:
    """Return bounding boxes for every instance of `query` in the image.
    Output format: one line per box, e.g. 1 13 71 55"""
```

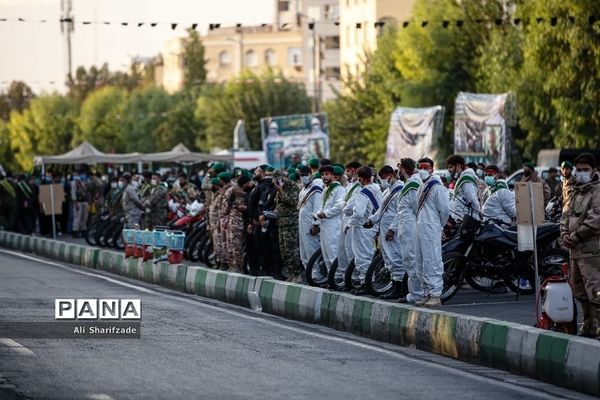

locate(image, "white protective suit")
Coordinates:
393 173 423 301
370 180 404 281
450 168 481 221
346 183 383 279
315 182 345 268
298 179 323 267
415 174 450 297
337 181 363 272
482 179 516 225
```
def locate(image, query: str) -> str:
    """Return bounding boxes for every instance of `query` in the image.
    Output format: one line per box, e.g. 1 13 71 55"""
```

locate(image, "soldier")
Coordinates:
122 173 143 226
274 169 301 282
174 172 198 203
226 169 252 273
202 163 225 210
216 172 233 270
208 177 223 268
560 153 600 338
106 177 125 216
142 173 168 230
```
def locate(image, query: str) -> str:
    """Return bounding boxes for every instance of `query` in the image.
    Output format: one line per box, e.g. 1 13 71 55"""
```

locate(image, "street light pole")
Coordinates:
311 22 319 112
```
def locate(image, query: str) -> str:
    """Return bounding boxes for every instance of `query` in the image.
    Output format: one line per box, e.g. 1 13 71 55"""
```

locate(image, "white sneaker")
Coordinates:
414 295 431 306
423 296 441 307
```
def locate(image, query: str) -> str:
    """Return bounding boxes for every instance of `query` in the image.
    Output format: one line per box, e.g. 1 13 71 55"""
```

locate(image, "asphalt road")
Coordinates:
0 250 592 400
58 235 549 326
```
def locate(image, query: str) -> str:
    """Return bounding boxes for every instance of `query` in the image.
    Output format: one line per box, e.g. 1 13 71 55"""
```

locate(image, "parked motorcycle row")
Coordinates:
304 197 569 303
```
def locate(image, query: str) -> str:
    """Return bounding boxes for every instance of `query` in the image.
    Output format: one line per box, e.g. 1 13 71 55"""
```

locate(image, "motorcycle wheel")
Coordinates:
344 259 362 292
465 275 495 292
96 221 111 247
441 251 466 303
365 251 394 297
185 228 205 260
504 248 569 295
112 225 125 250
84 220 99 246
305 249 327 287
188 231 206 262
103 221 120 248
327 258 346 291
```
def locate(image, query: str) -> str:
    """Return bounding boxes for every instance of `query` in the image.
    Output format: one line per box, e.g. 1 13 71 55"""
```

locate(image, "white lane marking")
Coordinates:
0 249 587 400
86 394 114 400
445 300 535 307
0 338 35 356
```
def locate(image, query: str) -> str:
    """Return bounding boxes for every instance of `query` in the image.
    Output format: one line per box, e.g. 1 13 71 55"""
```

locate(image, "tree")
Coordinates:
121 86 172 153
66 63 143 104
0 81 35 121
74 86 128 152
154 91 203 151
0 119 16 171
182 28 207 91
195 70 311 151
7 95 78 171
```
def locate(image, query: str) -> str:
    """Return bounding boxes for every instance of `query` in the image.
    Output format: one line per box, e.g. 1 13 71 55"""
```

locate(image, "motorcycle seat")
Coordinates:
501 222 556 242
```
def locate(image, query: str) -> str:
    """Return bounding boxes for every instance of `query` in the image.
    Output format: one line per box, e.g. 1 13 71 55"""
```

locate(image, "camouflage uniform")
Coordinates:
225 185 247 272
173 182 198 204
216 183 233 266
201 177 214 209
106 187 124 216
209 188 223 265
275 180 301 277
143 183 168 230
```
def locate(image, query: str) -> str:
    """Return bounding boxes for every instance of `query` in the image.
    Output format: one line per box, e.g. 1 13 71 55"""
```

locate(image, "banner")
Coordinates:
454 92 516 171
260 113 329 169
385 106 445 165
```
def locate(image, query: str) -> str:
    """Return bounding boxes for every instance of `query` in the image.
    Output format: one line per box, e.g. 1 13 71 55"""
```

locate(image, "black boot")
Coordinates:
381 281 403 300
351 283 367 296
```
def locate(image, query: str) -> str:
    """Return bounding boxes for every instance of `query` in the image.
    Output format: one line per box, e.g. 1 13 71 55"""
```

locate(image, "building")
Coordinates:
339 0 415 79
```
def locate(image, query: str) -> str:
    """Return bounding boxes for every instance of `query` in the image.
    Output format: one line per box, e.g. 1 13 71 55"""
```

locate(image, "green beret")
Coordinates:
287 167 297 175
210 178 221 185
212 163 225 174
259 164 270 171
236 168 251 178
523 162 536 170
308 158 319 168
560 161 573 169
218 172 231 182
333 163 345 170
332 166 345 176
266 167 275 173
289 173 298 181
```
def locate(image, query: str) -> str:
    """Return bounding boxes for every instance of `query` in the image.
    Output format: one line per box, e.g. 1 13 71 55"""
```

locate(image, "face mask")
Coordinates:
418 169 430 181
476 169 484 178
132 181 139 188
277 179 284 187
102 175 108 182
118 181 125 188
111 182 118 189
301 176 312 186
484 176 496 186
575 171 592 184
151 179 158 186
380 180 390 190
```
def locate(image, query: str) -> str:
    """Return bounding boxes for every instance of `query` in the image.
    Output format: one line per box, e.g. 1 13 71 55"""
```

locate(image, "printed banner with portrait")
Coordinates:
260 113 329 169
385 106 445 165
454 92 516 171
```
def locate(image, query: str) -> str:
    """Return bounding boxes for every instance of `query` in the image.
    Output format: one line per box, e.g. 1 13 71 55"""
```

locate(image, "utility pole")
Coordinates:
60 0 74 78
311 22 319 112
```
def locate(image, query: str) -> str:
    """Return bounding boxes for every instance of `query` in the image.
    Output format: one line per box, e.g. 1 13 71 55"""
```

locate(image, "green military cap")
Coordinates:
265 166 275 173
218 172 232 182
289 173 298 182
523 161 536 170
333 163 345 170
308 158 319 168
258 164 270 171
212 163 225 174
332 166 345 176
287 167 297 175
560 161 573 170
210 177 221 185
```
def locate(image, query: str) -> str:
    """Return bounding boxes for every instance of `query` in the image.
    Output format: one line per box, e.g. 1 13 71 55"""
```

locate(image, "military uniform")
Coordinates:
225 185 247 272
106 187 124 216
275 180 301 278
143 183 168 230
174 182 198 204
122 183 143 226
560 172 600 336
216 182 233 267
209 187 223 266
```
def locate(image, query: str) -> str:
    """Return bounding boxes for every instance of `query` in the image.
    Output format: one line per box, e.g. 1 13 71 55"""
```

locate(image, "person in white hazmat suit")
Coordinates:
446 154 481 221
336 164 363 281
297 165 323 268
414 158 450 307
393 158 424 303
481 165 516 226
364 165 406 299
311 165 345 270
345 166 383 295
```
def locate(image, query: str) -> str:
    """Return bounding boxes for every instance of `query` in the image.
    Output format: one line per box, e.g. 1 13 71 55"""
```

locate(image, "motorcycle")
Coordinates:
441 214 568 303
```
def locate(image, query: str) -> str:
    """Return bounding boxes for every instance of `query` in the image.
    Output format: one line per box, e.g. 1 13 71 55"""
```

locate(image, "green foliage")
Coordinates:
0 81 35 121
154 91 203 151
7 95 78 170
75 86 128 152
182 29 207 91
121 86 172 153
66 62 143 104
195 70 311 151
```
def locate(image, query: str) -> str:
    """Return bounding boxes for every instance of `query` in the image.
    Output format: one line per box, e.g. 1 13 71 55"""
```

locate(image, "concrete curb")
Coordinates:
0 230 599 396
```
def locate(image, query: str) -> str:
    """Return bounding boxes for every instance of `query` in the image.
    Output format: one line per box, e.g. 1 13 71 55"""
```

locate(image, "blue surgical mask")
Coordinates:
484 176 496 186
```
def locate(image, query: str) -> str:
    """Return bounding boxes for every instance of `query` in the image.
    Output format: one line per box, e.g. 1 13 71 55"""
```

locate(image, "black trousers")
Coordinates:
257 220 283 277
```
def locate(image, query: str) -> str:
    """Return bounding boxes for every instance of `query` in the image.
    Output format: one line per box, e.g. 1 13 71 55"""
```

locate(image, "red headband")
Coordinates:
418 163 431 169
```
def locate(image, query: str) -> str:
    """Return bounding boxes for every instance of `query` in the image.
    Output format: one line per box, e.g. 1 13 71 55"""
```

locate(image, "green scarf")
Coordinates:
322 182 341 206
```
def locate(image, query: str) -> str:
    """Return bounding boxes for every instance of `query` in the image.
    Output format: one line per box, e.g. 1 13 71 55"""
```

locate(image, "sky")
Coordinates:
0 0 274 94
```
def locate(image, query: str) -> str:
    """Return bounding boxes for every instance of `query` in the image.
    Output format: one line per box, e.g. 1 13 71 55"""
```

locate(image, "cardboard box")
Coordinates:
515 182 545 226
39 184 65 216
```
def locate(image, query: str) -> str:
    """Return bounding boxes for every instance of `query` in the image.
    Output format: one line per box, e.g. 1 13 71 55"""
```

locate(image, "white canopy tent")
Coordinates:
33 141 142 166
140 143 233 163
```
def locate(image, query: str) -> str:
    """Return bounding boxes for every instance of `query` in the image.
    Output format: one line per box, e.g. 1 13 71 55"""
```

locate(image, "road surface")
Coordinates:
0 250 590 400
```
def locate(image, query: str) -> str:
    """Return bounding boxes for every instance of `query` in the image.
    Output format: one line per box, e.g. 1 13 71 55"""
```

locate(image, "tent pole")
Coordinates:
44 163 57 240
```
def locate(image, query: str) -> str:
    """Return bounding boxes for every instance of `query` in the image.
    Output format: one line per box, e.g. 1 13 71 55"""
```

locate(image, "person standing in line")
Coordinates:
70 170 89 237
122 173 143 226
274 169 302 282
297 166 322 271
